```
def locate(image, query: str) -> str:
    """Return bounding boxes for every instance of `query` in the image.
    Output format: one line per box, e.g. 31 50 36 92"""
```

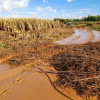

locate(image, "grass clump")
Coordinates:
0 42 5 49
87 22 93 26
90 25 100 31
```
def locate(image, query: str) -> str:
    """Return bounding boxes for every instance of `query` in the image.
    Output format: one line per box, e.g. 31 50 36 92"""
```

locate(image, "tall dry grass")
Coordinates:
0 18 65 42
0 18 64 33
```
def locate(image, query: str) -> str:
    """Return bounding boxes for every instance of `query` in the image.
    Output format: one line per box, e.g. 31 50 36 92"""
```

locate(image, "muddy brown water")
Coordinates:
92 30 100 42
0 64 91 100
0 64 11 76
54 29 100 45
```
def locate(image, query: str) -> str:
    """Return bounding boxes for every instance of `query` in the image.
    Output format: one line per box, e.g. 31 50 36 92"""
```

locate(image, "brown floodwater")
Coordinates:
54 29 100 45
92 30 100 41
0 64 10 76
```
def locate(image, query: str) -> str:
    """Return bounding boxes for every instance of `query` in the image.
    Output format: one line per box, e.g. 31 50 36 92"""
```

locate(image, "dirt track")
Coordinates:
54 29 100 45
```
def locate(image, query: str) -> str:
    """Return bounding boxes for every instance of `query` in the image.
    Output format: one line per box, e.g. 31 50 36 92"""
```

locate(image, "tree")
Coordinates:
97 15 100 21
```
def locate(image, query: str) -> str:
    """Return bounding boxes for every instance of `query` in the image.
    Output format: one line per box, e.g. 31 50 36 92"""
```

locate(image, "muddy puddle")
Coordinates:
92 30 100 41
0 64 10 74
54 29 100 45
1 65 90 100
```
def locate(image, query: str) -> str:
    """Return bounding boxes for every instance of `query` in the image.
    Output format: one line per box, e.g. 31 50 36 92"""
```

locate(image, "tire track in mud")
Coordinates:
54 29 100 45
0 89 9 99
81 31 95 44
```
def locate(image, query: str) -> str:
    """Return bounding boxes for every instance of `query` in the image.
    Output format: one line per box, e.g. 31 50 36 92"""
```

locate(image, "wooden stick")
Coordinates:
73 76 100 82
31 70 100 74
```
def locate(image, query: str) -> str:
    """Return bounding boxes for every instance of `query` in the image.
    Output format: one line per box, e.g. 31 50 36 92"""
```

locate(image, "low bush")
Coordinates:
87 22 93 26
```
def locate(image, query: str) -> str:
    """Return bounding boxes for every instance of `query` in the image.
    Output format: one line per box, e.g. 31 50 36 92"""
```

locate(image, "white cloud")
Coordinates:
67 0 73 2
74 4 77 5
76 11 83 13
9 12 48 19
37 12 48 19
90 5 96 7
43 0 48 3
36 7 43 11
52 15 54 17
79 16 82 19
76 9 92 14
62 14 65 16
27 12 37 15
63 4 66 7
41 12 48 16
77 9 92 11
6 14 25 18
43 0 45 2
36 6 57 12
88 11 91 13
61 13 78 19
62 13 74 17
65 14 70 16
73 17 78 19
62 9 65 12
12 11 23 15
0 0 30 13
86 11 91 13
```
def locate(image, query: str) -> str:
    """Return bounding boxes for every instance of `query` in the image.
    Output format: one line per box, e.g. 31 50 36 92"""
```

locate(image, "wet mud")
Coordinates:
54 29 100 45
0 28 100 100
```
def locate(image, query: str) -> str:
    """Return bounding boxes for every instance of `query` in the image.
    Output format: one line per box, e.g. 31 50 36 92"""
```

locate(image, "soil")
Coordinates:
0 26 100 100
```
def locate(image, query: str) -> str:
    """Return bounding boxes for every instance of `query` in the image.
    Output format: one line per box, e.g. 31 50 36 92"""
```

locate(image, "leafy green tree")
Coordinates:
97 15 100 21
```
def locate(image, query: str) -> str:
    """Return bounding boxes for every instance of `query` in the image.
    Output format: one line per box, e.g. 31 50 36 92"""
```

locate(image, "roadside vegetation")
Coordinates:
54 15 100 31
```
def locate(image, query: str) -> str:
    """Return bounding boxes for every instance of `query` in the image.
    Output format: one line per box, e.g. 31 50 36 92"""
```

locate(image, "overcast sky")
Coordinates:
0 0 100 20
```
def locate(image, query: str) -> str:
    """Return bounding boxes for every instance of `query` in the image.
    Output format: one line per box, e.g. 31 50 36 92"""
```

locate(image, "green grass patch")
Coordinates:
87 22 94 26
72 23 87 27
77 24 87 26
0 42 5 49
90 25 100 31
72 21 100 31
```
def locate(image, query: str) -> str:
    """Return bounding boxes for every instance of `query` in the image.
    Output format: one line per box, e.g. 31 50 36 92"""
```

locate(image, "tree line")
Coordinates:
54 15 100 23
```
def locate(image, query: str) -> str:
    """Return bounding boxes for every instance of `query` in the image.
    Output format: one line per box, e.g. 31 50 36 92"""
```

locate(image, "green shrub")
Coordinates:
87 22 93 26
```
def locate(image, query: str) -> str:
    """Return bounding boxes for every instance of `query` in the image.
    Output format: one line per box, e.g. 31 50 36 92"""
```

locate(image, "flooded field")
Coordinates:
54 29 100 45
0 27 100 100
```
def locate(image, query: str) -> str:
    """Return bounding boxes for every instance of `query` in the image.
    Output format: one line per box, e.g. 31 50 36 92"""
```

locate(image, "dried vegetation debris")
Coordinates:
0 18 100 99
47 42 100 99
1 38 100 99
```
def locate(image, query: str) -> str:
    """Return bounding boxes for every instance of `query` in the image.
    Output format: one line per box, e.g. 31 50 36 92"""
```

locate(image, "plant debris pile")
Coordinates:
1 34 100 99
47 41 100 99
